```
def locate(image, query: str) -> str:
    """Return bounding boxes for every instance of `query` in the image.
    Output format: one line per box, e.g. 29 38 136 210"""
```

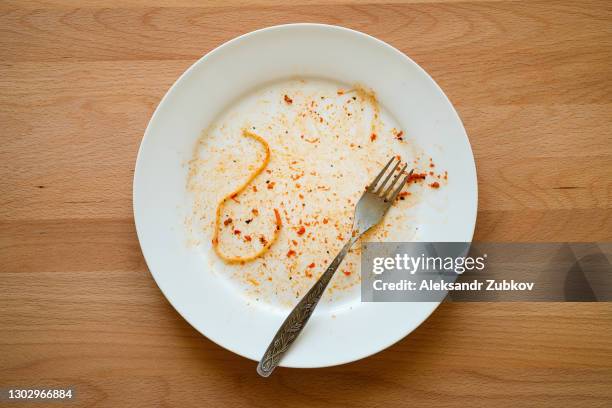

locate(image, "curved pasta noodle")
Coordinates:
211 129 282 264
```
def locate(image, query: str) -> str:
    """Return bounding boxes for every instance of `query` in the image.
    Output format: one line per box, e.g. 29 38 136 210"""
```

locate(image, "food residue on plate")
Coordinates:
186 78 447 308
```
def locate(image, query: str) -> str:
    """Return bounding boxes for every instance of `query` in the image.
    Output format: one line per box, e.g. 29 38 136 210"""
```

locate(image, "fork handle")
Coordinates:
257 236 358 377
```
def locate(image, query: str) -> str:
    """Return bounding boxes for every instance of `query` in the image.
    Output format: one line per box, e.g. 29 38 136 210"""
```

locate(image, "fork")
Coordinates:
257 156 413 377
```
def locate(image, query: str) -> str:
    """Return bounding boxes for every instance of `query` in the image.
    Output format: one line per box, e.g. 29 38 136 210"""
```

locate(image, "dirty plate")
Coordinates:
133 24 477 368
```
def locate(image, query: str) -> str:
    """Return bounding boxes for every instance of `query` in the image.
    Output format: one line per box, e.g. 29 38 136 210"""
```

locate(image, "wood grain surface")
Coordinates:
1 1 611 407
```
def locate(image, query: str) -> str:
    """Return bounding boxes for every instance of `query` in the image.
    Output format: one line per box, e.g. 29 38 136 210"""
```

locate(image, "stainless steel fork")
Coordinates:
257 156 413 377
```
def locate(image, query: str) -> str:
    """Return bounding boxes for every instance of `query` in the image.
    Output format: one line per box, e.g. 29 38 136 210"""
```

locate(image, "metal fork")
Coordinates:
257 156 413 377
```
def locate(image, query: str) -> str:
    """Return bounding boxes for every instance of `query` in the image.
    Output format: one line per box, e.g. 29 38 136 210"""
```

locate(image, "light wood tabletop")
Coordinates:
1 0 611 406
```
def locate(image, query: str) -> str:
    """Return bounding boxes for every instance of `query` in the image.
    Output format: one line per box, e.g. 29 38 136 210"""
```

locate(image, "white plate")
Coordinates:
134 24 477 368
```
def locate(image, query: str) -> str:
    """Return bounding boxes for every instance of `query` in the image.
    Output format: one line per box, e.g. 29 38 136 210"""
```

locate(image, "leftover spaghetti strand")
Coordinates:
212 129 282 264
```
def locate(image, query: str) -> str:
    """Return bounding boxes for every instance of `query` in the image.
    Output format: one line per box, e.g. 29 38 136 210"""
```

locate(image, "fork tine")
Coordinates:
374 159 401 195
367 157 396 192
382 163 408 198
388 169 413 202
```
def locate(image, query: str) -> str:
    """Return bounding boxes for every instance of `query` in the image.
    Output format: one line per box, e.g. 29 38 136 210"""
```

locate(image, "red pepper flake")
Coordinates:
284 94 293 104
430 162 435 168
337 89 345 95
444 171 448 180
252 208 259 216
211 237 218 245
297 226 306 236
398 191 411 201
244 235 252 242
305 271 313 278
233 229 241 235
370 133 377 142
337 234 344 241
408 172 427 183
267 276 273 281
395 130 404 141
429 171 434 176
323 218 329 224
291 240 298 246
259 236 268 245
267 181 275 190
245 218 252 224
299 193 304 199
343 270 352 276
287 249 296 258
252 185 258 192
273 208 282 231
308 262 315 268
430 181 440 189
230 193 239 202
223 218 233 226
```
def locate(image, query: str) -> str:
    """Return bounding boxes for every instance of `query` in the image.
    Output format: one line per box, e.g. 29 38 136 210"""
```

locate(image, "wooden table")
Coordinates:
1 1 611 406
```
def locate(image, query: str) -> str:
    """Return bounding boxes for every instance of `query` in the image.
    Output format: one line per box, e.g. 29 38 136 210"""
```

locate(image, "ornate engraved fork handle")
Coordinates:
257 236 358 377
